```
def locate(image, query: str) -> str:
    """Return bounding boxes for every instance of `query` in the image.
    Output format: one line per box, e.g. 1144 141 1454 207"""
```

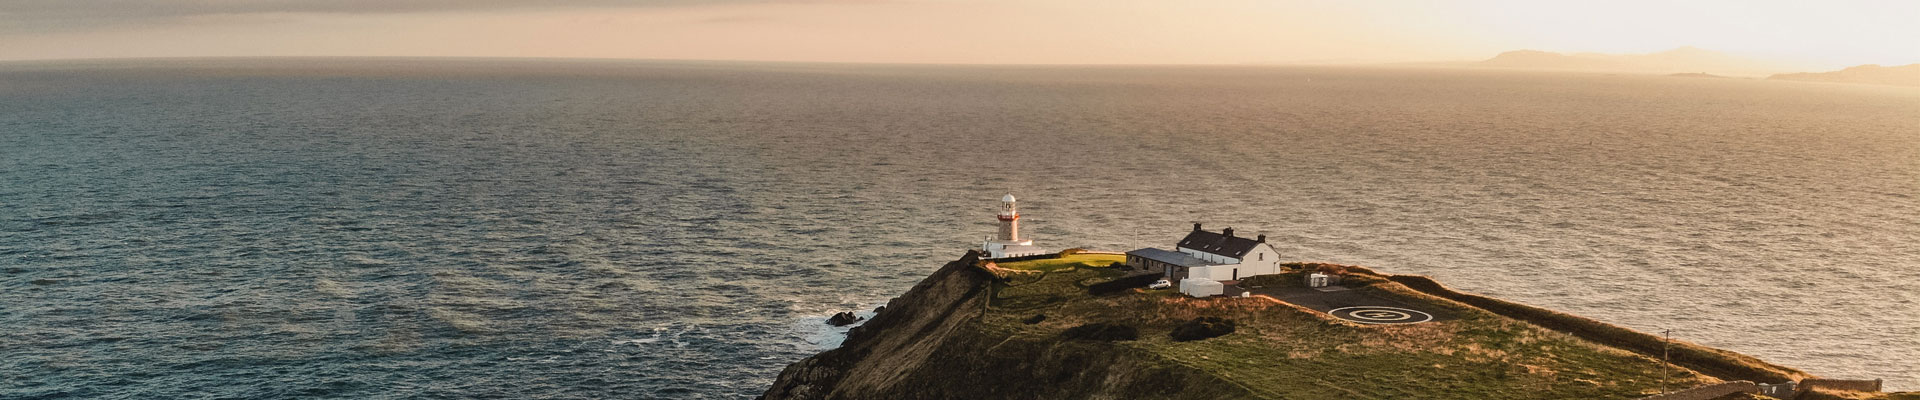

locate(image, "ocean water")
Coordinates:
2 58 1916 398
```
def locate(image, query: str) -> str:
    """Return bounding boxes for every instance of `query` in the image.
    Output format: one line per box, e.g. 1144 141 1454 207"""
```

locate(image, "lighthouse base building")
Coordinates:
983 241 1048 259
981 194 1049 259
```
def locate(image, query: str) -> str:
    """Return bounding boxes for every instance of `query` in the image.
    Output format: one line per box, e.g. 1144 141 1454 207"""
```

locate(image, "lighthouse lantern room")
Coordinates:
982 194 1048 259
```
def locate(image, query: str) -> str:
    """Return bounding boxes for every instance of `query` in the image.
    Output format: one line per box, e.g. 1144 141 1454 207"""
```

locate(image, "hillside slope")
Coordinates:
759 251 1255 400
763 253 1820 400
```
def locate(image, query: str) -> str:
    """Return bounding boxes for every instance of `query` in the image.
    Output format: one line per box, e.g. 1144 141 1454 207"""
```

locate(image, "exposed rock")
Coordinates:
826 312 863 327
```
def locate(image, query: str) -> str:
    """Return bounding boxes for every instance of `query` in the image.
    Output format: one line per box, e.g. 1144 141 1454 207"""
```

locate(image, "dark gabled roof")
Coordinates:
1125 248 1218 268
1177 229 1263 258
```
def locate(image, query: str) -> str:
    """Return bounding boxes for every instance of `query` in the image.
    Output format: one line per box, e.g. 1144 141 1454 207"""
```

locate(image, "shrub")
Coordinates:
1237 273 1301 288
1060 322 1139 341
1170 317 1236 342
1310 264 1349 275
1086 273 1164 295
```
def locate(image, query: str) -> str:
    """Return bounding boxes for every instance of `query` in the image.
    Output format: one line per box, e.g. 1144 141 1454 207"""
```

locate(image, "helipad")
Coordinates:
1236 285 1451 325
1328 306 1435 324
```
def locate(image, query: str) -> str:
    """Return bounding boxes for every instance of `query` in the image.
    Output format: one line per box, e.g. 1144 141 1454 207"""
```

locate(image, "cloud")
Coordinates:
0 0 766 34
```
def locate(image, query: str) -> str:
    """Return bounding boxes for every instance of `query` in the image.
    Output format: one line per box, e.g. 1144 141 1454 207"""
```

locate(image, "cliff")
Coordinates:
760 251 1254 400
762 253 1880 400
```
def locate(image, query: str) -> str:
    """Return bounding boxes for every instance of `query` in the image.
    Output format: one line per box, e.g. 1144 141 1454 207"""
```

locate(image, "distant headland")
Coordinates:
1768 64 1920 87
759 195 1907 400
1459 47 1806 77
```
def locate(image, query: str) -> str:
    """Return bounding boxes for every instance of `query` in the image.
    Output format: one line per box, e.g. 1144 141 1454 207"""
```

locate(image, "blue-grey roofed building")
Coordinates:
1127 223 1284 283
1125 247 1222 282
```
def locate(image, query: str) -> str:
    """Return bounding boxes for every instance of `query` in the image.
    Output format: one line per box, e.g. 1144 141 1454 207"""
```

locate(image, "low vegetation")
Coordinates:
1061 322 1140 341
1170 317 1236 342
1236 272 1302 288
991 253 1126 272
1384 274 1808 384
971 259 1732 399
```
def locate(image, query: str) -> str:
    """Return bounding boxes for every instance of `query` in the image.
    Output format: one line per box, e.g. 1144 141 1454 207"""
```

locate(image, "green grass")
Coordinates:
989 258 1129 310
974 264 1722 400
993 253 1126 272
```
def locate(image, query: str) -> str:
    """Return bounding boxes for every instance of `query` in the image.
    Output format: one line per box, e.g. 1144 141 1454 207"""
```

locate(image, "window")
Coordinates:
1258 253 1263 261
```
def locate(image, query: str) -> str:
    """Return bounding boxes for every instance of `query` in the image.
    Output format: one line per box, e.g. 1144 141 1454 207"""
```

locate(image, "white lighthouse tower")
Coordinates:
982 194 1046 259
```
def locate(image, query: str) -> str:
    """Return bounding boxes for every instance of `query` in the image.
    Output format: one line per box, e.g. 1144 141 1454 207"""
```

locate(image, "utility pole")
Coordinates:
1661 328 1672 394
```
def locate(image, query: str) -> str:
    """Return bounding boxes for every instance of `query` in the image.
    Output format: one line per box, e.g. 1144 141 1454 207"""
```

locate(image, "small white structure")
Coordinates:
1307 273 1330 288
981 194 1048 259
1179 278 1224 297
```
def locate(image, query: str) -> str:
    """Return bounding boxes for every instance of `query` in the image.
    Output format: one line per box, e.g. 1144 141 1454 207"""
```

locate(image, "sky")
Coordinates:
1 0 1915 69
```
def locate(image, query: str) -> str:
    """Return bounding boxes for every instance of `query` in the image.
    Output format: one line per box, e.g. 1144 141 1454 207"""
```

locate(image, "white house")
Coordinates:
981 194 1048 259
1126 223 1282 296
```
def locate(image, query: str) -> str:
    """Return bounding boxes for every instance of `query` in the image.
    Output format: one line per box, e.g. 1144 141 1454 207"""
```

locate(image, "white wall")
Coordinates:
1237 243 1282 277
983 239 1039 258
1175 243 1283 280
1187 265 1240 281
1179 278 1223 297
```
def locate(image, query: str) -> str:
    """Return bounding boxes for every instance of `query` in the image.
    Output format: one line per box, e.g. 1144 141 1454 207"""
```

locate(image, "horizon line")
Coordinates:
0 54 1478 68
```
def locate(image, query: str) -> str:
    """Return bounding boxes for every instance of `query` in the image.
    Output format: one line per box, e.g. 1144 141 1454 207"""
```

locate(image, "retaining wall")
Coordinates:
1636 381 1758 400
1798 378 1883 394
987 253 1061 263
1756 381 1795 398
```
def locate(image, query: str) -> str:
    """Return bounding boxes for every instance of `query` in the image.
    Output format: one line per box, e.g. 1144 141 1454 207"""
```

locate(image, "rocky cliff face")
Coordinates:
759 251 1254 400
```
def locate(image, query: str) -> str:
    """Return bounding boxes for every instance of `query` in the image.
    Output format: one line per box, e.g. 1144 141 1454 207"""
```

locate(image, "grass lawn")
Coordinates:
993 253 1126 272
988 254 1131 310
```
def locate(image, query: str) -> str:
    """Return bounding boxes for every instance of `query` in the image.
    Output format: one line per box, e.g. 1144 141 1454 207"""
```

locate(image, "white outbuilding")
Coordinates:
1179 277 1225 297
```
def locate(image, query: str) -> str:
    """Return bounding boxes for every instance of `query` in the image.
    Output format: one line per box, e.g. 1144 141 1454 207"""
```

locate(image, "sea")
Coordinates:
2 58 1915 398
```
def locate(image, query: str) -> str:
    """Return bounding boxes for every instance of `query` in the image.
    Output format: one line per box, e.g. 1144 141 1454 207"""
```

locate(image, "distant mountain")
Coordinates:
1667 72 1731 79
1768 64 1920 87
1470 47 1802 76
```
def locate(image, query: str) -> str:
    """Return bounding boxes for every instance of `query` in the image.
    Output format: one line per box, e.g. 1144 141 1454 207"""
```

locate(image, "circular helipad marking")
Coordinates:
1327 306 1434 325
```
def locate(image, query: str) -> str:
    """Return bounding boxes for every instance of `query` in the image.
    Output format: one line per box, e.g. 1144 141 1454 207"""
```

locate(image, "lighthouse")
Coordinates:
997 194 1021 242
982 194 1046 259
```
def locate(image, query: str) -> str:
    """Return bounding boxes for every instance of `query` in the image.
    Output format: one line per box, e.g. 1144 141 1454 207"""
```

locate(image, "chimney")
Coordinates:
1222 227 1235 237
1193 222 1202 232
1256 234 1266 243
